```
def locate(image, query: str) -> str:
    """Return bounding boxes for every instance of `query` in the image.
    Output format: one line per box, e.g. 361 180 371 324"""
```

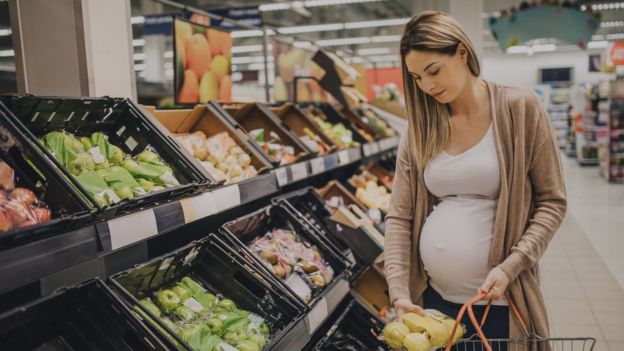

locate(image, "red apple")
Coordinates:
0 208 14 232
32 207 52 223
9 188 37 206
5 201 33 224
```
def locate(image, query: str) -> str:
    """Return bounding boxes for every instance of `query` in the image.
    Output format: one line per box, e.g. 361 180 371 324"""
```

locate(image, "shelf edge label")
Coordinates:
108 209 158 250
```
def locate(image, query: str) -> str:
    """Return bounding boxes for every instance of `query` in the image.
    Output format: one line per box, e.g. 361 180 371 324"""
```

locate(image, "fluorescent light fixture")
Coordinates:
164 62 173 69
131 16 145 25
278 23 344 34
602 21 624 28
588 40 609 49
316 36 371 46
368 54 400 62
231 29 275 38
344 17 410 29
0 49 14 57
259 0 385 11
132 39 146 47
163 51 174 58
134 63 147 71
231 56 274 65
506 45 529 54
293 41 313 48
0 29 11 36
371 35 401 43
357 47 392 55
606 33 624 40
591 2 624 10
133 53 146 61
231 45 265 54
532 44 557 52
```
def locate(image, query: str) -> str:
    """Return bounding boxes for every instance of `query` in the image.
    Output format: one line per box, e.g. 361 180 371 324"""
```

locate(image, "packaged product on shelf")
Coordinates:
248 129 297 166
249 228 335 303
382 309 465 350
305 108 361 148
298 127 331 155
0 162 53 233
41 131 180 207
174 131 258 185
138 276 270 351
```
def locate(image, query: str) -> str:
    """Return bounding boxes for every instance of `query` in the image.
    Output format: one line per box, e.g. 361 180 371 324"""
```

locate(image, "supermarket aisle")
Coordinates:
540 154 624 351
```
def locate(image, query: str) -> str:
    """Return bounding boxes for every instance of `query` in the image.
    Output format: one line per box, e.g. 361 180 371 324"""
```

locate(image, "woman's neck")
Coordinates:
449 76 488 119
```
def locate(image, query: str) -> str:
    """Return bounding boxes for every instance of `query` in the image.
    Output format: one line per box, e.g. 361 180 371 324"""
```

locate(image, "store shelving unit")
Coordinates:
601 94 624 183
577 86 607 166
548 87 570 149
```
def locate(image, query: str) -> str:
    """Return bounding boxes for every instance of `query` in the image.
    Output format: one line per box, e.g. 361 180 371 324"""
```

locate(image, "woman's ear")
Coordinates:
457 43 468 64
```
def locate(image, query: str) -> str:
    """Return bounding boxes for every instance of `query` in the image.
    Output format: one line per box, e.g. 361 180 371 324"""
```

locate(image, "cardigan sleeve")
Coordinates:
497 94 567 282
385 132 416 303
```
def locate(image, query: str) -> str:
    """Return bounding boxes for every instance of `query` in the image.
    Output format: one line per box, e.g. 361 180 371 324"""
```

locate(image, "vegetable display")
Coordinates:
138 276 270 351
382 310 465 351
0 162 52 233
41 131 180 207
249 228 334 303
174 131 258 185
248 129 297 166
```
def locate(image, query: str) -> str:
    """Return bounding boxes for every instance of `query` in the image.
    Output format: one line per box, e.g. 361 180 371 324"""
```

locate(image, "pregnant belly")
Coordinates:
420 197 498 304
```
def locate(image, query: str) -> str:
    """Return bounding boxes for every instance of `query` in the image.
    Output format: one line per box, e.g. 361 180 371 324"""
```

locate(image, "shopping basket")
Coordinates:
383 292 597 351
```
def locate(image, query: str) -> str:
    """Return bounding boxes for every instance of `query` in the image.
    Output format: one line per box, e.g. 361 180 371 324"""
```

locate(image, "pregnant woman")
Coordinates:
384 10 566 350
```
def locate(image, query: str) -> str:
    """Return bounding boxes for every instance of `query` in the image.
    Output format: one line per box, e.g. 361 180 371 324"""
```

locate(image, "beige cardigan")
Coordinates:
385 80 566 343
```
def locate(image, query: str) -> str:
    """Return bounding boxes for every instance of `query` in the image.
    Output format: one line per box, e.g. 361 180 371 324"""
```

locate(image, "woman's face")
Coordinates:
404 45 469 104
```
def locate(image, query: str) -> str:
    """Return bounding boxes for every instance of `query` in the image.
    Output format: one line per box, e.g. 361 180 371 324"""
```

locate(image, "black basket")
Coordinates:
220 204 349 307
1 95 215 218
304 293 388 351
273 187 383 268
0 278 168 351
109 233 307 351
0 102 93 247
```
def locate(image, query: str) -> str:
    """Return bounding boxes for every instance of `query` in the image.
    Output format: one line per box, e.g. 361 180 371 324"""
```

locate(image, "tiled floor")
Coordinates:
540 154 624 351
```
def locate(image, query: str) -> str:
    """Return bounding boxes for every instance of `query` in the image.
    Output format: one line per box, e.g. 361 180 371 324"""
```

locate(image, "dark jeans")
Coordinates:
423 286 509 351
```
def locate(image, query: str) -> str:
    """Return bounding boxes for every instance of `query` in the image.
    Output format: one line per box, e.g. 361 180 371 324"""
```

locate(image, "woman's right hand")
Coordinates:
393 298 426 319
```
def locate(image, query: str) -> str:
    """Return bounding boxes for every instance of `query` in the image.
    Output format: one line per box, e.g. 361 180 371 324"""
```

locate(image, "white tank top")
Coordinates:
421 124 507 305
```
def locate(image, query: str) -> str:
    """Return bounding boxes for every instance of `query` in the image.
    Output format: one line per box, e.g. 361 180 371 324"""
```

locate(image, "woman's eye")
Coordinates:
429 69 440 75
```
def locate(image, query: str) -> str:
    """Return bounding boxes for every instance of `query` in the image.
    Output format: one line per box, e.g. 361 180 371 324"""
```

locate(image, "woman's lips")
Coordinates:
432 90 445 98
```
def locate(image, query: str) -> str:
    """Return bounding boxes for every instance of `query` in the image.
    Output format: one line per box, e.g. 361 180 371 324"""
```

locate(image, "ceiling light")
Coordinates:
606 33 624 40
231 56 274 65
591 2 624 10
0 49 14 57
344 17 410 29
278 23 344 34
587 40 609 49
602 21 624 27
371 35 401 43
316 36 371 46
231 45 265 54
0 29 11 37
133 39 145 47
134 63 147 71
581 5 586 10
133 53 146 61
259 0 385 11
258 3 291 11
357 47 392 55
131 16 145 25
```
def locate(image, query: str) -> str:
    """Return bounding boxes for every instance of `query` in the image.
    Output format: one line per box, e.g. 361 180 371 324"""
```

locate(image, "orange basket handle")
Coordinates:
444 292 529 351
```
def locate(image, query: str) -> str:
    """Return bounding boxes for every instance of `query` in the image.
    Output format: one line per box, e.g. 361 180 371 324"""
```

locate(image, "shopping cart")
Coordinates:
381 292 596 351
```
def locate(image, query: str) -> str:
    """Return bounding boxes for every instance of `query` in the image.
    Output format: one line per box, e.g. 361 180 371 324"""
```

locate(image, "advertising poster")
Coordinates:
272 39 327 103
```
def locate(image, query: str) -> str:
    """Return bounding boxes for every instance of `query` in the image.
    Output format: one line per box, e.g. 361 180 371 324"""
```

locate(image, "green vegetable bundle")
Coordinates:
41 131 180 207
138 276 270 351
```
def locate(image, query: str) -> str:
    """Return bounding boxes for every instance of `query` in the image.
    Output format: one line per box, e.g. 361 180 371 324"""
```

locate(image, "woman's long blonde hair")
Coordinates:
400 11 481 167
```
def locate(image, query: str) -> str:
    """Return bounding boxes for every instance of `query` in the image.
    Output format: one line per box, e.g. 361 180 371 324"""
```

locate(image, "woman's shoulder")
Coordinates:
492 81 542 108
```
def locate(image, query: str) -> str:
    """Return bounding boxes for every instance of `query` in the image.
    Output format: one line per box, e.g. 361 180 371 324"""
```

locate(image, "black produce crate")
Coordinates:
273 187 382 268
1 95 216 218
313 103 369 145
0 278 167 351
109 233 308 351
303 294 388 351
220 204 350 310
0 102 93 247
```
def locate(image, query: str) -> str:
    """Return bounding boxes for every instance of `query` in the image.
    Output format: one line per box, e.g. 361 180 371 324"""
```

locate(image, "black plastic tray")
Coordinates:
0 102 93 247
302 103 369 145
220 204 349 308
303 293 388 351
0 278 168 350
109 233 307 351
1 95 215 218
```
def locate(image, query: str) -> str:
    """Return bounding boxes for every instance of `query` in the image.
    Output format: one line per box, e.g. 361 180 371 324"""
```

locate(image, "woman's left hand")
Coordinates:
479 267 510 300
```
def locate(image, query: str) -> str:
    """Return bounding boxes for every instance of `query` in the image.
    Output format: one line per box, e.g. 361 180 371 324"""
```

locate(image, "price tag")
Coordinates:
310 157 325 174
372 142 381 154
248 314 265 331
183 297 204 313
337 150 350 165
306 296 328 334
108 209 158 250
363 143 376 157
88 147 106 164
285 273 312 302
390 136 399 148
180 192 218 223
290 162 308 182
273 167 289 186
213 184 241 212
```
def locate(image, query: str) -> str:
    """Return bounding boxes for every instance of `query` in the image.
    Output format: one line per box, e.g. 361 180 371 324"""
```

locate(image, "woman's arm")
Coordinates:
497 95 567 283
385 133 417 305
